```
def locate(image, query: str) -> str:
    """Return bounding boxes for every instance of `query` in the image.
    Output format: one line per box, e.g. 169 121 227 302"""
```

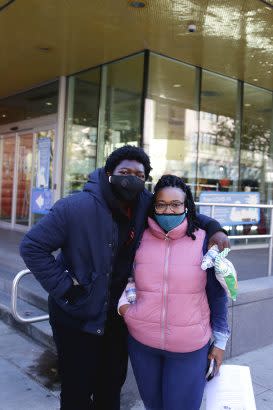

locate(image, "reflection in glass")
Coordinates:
0 136 15 222
97 53 144 166
145 53 198 192
16 134 33 226
0 81 59 126
241 85 273 202
240 85 273 235
64 68 100 195
197 71 239 198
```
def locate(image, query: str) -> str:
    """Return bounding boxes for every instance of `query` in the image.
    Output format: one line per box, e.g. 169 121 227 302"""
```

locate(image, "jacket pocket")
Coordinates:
56 271 107 320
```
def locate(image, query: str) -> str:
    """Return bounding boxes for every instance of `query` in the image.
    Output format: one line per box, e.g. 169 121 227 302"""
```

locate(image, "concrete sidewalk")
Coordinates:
0 317 273 409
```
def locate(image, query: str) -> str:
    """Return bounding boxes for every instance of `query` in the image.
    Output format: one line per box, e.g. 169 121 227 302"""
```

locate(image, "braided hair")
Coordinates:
153 175 200 240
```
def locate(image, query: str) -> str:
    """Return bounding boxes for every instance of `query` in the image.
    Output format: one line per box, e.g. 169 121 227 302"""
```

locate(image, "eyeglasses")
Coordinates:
154 201 185 213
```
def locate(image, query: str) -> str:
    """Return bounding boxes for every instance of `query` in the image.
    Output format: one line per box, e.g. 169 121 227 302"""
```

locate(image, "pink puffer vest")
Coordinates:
124 217 212 353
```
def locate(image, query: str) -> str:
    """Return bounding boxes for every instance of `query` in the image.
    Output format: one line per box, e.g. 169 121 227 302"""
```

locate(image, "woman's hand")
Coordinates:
118 303 131 317
208 346 224 374
208 231 230 251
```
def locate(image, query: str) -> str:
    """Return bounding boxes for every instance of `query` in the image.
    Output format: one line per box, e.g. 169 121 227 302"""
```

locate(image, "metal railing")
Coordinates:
196 201 273 276
11 269 49 323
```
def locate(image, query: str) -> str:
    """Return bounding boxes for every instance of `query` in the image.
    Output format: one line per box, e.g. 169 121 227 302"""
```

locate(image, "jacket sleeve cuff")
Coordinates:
52 274 73 299
117 289 129 315
212 330 230 350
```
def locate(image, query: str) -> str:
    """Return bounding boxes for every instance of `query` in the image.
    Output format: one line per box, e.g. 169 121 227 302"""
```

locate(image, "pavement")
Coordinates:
1 317 273 409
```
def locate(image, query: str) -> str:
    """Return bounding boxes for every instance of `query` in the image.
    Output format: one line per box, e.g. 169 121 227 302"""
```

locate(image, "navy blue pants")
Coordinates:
128 335 209 410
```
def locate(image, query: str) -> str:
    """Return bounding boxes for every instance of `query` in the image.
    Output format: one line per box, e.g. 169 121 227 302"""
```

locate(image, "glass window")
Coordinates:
0 81 59 126
240 85 273 236
197 71 239 198
97 53 144 166
145 53 198 192
240 85 273 202
63 68 100 195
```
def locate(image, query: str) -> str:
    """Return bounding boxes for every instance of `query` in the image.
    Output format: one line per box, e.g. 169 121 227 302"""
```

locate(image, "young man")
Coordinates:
20 145 229 410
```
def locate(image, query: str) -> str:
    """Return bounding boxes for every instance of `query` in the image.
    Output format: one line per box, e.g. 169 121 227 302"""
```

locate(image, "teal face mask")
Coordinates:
154 212 187 232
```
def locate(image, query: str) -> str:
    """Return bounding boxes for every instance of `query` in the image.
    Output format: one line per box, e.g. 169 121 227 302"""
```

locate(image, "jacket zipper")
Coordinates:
161 235 171 350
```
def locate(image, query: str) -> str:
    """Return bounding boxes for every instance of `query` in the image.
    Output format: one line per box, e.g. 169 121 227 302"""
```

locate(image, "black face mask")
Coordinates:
109 175 145 202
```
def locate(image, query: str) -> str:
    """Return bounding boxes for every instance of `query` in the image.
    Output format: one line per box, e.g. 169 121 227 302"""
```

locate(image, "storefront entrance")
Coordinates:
0 116 58 231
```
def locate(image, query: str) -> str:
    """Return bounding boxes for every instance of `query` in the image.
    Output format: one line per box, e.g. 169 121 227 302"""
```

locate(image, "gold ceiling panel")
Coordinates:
0 0 272 98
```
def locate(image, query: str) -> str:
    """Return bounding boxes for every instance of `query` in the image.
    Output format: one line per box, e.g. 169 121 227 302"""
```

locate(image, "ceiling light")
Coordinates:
253 79 258 81
244 104 251 107
129 1 146 8
45 102 52 106
268 70 271 74
1 114 6 118
160 94 166 99
173 84 181 88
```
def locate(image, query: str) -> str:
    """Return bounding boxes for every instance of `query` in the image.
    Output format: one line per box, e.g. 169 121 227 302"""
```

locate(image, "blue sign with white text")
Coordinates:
199 191 260 226
36 137 51 188
31 188 52 215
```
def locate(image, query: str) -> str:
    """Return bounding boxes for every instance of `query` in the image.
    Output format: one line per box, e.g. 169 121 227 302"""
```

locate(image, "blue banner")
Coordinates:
199 191 260 226
31 188 52 215
36 137 51 188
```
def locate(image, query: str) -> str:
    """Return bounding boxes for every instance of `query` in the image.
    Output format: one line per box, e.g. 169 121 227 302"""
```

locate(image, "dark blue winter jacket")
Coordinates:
20 168 225 335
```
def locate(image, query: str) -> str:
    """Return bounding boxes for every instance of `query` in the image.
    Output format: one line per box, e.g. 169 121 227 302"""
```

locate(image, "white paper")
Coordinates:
205 365 256 410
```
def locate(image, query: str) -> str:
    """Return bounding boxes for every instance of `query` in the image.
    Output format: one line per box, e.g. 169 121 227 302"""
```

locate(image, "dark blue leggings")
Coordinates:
128 335 210 410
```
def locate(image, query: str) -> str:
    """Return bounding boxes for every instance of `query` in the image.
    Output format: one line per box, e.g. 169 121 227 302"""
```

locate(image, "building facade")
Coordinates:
0 1 272 233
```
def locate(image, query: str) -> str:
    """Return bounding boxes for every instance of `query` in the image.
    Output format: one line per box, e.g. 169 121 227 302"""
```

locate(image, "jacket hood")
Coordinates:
83 167 131 220
83 168 101 193
147 216 188 240
82 168 107 205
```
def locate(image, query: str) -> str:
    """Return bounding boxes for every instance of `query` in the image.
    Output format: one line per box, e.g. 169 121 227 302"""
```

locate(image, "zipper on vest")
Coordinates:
161 236 171 350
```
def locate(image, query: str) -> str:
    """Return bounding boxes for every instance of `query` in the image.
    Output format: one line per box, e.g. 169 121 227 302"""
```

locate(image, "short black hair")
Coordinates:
104 145 152 180
153 174 199 240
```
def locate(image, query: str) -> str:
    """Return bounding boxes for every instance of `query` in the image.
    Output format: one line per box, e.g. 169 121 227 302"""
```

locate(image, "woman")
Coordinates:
119 175 230 410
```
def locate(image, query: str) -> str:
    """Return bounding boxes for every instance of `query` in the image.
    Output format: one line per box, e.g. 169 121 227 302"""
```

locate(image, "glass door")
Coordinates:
15 133 34 226
0 123 58 230
0 135 16 224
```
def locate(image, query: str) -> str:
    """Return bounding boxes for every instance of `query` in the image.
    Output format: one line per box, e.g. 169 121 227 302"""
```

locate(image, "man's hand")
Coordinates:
208 231 230 251
118 304 130 316
208 346 224 374
63 284 86 305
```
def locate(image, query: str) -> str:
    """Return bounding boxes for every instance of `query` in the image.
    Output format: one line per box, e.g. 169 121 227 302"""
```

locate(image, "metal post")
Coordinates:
268 206 273 276
55 75 66 201
210 205 215 218
96 65 108 168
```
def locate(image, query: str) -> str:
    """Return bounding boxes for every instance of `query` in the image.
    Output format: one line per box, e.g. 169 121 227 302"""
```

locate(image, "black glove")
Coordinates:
62 284 86 305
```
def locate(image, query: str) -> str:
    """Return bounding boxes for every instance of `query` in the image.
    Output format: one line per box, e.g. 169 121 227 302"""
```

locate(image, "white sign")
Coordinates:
199 192 260 226
205 365 256 410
